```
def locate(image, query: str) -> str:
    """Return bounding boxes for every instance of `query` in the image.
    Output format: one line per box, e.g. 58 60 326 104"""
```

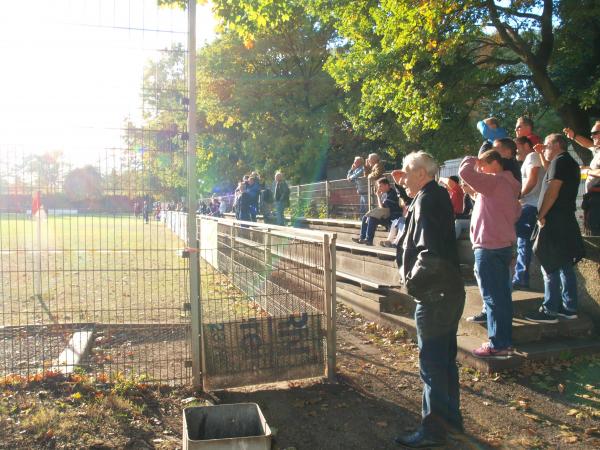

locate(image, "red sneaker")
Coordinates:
472 342 512 359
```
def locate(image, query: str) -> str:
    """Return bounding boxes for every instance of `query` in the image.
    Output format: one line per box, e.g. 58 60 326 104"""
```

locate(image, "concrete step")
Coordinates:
462 314 595 344
336 280 599 372
336 250 400 286
459 285 594 344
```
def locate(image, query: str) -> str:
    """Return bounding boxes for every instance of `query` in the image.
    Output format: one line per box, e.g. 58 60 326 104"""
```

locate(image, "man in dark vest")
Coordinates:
526 133 584 323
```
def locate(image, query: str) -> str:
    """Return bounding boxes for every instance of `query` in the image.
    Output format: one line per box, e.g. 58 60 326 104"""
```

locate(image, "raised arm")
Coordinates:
458 156 499 196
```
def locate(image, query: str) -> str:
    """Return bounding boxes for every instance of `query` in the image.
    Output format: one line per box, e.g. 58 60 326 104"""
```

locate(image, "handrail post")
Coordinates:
265 228 272 274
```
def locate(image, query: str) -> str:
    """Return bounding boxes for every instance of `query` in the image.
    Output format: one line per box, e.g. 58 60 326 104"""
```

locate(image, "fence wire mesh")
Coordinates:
0 0 194 385
184 215 333 390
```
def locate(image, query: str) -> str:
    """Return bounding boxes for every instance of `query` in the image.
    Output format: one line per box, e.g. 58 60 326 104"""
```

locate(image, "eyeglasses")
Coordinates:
591 130 600 137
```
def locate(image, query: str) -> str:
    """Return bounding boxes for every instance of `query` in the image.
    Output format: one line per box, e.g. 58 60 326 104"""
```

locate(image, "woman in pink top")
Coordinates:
458 150 521 359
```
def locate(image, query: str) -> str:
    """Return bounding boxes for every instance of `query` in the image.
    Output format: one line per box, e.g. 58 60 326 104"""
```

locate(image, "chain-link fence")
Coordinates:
0 0 195 385
0 148 192 384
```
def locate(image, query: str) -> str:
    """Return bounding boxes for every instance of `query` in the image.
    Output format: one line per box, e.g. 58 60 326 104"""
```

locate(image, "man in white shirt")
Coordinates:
513 136 545 289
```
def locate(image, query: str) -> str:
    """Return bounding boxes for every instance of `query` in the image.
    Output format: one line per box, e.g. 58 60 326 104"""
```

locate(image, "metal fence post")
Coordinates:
325 180 330 218
264 228 272 272
323 233 336 382
186 0 204 390
263 228 273 293
229 223 235 277
329 233 337 381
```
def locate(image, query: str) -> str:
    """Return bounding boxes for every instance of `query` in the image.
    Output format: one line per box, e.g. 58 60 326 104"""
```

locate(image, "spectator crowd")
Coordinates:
359 117 597 448
157 116 598 448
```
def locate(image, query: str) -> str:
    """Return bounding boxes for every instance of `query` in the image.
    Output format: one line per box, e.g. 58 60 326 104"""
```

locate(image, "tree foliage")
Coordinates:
197 17 344 186
63 166 103 202
122 44 189 201
211 0 600 162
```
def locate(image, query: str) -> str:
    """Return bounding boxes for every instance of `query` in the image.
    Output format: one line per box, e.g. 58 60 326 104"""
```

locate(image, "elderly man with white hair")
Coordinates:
366 152 384 180
347 156 367 215
394 151 465 448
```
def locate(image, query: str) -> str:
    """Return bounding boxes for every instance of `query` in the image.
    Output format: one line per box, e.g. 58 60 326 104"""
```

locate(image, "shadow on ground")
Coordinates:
218 381 490 450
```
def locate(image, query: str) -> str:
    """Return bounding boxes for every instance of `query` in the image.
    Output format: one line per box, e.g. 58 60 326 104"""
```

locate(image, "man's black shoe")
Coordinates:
351 237 366 244
525 310 558 324
394 429 446 448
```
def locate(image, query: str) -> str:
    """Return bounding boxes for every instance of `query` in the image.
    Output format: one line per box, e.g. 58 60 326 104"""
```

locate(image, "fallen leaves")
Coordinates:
523 413 541 422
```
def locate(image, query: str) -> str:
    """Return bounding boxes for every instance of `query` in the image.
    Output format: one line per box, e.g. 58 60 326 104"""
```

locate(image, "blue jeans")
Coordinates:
513 205 537 286
474 247 513 349
415 294 465 436
274 201 286 226
541 263 578 315
359 193 368 216
359 215 388 242
249 203 257 222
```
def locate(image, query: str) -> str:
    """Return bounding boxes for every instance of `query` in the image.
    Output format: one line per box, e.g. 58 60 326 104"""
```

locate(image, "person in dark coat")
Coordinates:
234 182 252 222
393 151 465 448
273 171 290 226
526 133 584 323
245 175 261 221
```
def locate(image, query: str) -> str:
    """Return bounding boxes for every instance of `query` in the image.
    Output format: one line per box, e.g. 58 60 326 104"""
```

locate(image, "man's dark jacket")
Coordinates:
396 180 464 302
273 180 290 206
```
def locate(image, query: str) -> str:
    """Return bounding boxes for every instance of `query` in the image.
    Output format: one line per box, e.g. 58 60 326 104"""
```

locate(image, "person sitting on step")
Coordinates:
352 177 402 246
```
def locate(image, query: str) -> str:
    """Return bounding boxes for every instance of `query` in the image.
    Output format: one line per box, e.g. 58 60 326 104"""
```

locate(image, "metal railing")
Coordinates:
163 211 337 390
198 162 589 226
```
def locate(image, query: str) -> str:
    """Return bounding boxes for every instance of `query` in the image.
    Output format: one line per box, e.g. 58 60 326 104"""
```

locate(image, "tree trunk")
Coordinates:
556 102 593 165
527 65 592 164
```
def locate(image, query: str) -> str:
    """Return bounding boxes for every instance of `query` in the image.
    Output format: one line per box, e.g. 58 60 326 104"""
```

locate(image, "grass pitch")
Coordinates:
0 214 189 327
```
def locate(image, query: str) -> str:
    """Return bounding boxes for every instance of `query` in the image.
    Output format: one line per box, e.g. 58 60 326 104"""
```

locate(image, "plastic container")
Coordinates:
183 403 272 450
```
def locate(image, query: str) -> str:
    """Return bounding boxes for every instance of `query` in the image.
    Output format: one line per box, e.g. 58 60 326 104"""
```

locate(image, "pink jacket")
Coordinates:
458 156 521 249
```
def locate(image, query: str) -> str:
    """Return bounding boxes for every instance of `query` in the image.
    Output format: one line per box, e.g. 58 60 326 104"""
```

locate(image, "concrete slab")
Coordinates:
52 330 94 374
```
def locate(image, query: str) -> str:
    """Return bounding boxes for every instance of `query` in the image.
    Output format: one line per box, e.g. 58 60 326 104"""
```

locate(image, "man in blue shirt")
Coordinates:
477 117 508 144
347 156 367 216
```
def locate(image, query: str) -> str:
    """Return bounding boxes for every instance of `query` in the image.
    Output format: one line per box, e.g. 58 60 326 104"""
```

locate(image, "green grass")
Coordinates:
0 214 256 327
1 215 187 326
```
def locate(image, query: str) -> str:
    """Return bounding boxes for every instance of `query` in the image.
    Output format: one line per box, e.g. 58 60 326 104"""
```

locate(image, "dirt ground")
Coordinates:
1 303 599 449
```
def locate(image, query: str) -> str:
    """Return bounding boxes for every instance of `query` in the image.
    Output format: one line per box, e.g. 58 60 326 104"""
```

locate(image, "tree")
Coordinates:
307 0 600 162
121 43 189 201
22 151 63 193
197 22 342 185
209 0 599 163
63 166 103 202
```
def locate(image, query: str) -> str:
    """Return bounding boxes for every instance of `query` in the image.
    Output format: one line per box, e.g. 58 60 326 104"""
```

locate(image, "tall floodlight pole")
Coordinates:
187 0 203 389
